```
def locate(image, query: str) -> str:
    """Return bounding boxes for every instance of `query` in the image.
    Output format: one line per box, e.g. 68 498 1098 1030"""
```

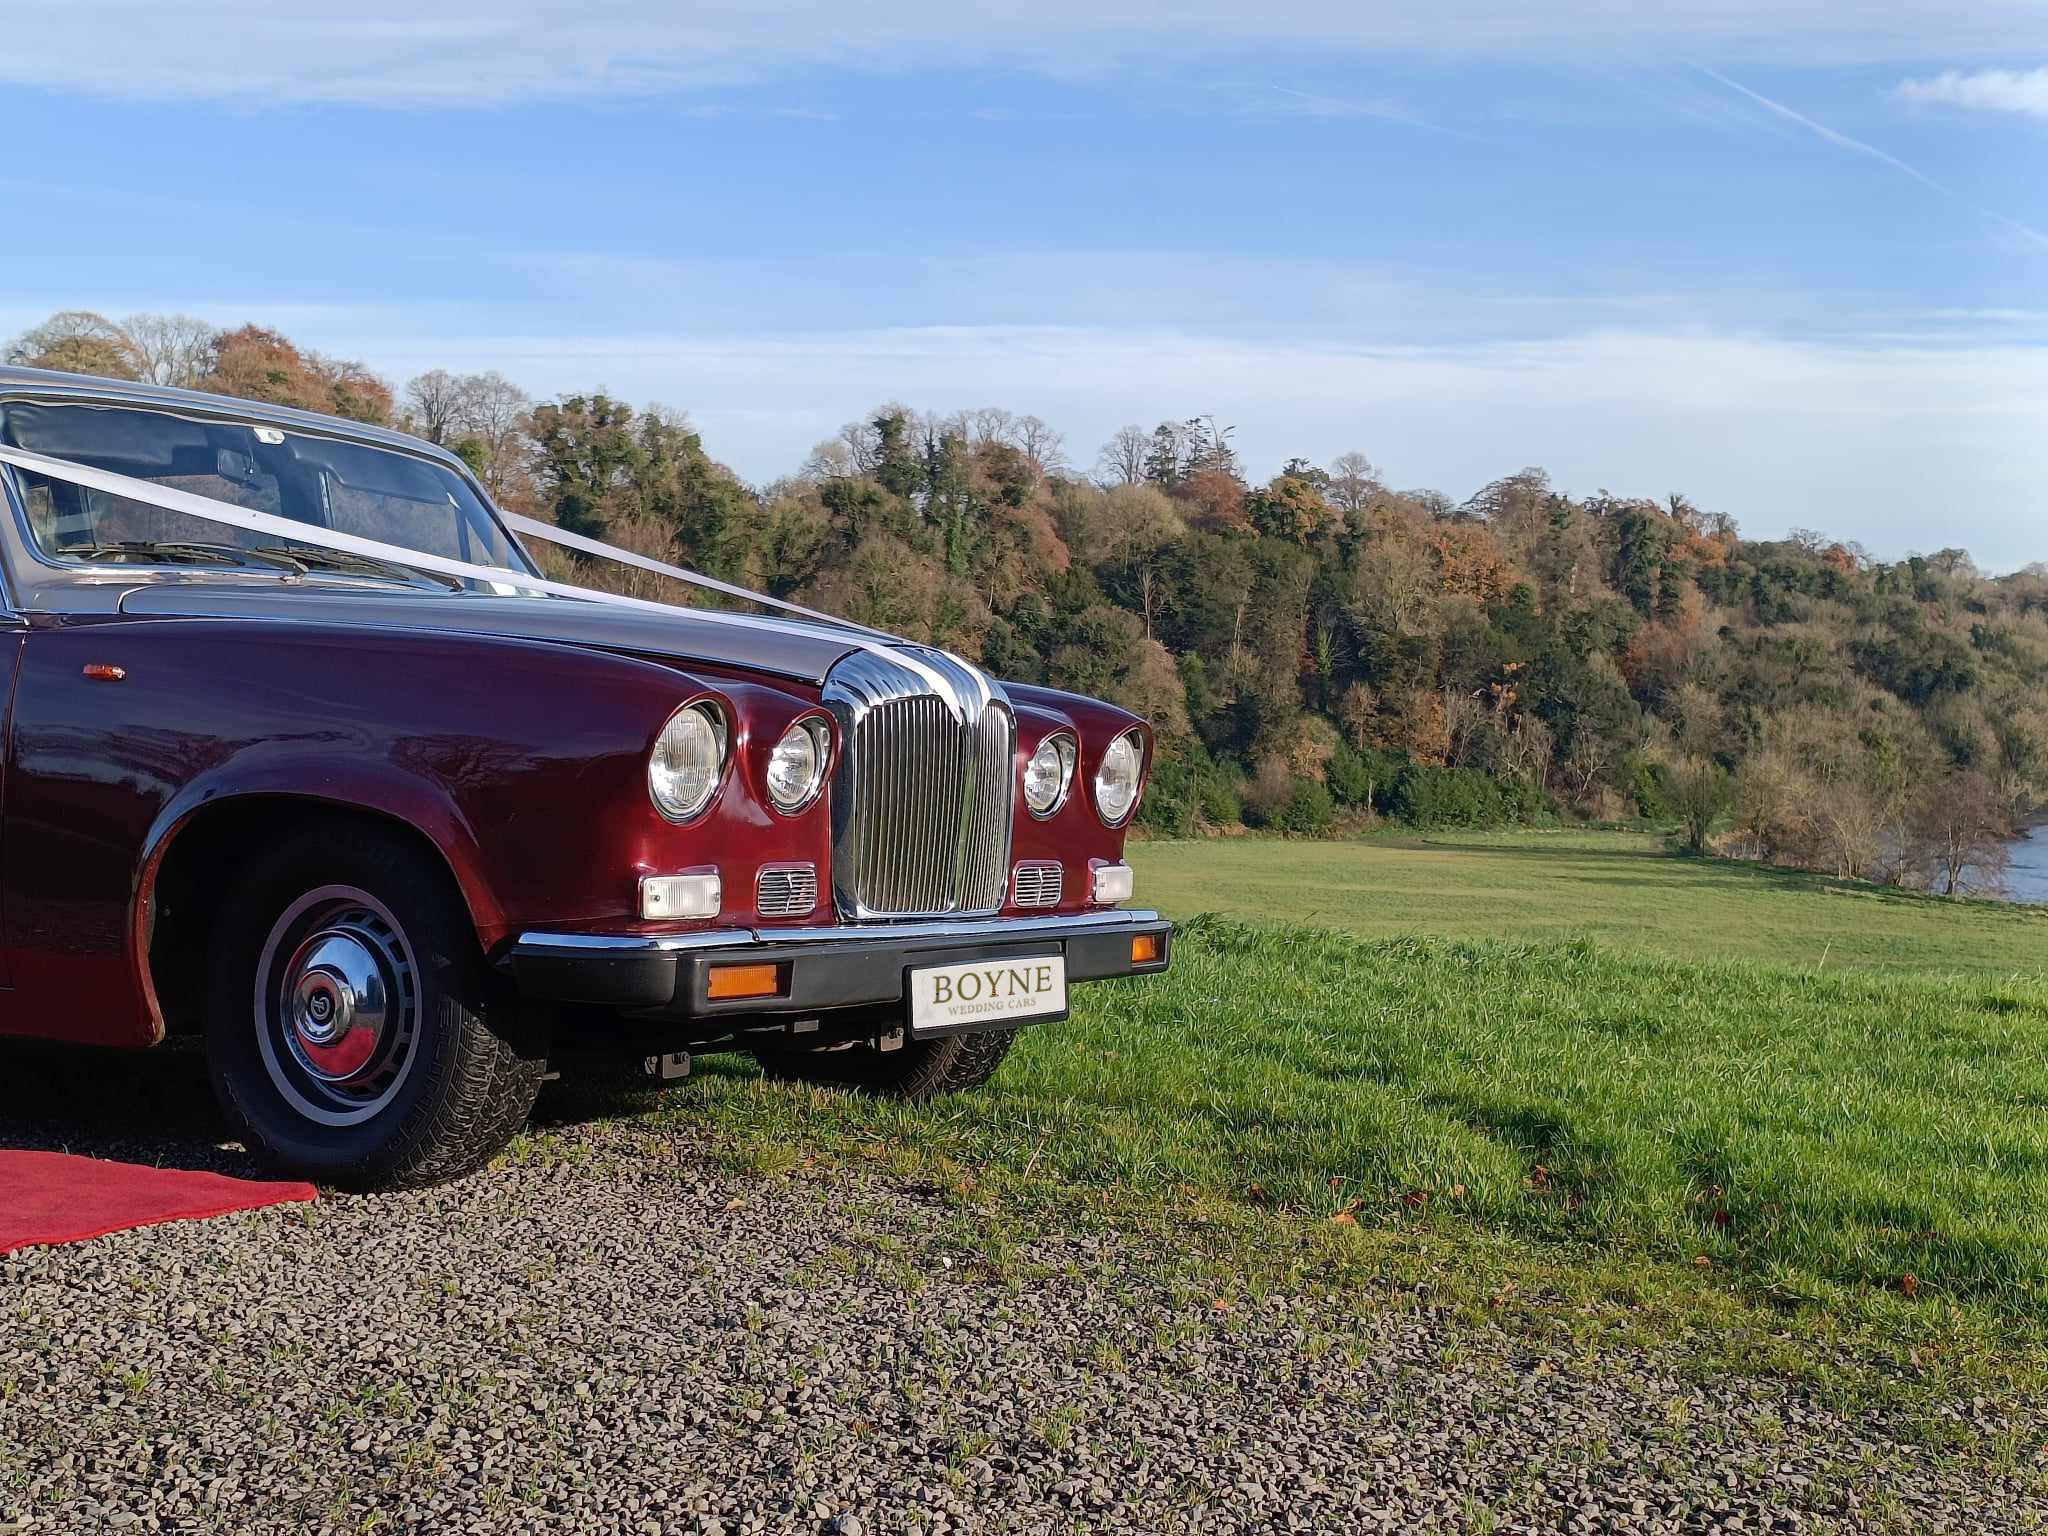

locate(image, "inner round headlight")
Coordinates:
649 702 727 821
1092 730 1144 826
1022 734 1076 817
766 718 830 812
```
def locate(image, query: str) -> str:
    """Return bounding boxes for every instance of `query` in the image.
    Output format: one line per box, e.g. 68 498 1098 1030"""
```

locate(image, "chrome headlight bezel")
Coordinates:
1021 731 1077 819
1092 729 1145 827
765 715 833 815
648 700 729 823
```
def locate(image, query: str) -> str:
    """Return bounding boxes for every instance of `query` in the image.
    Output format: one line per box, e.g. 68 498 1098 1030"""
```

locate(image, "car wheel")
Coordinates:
204 820 546 1191
754 1027 1017 1101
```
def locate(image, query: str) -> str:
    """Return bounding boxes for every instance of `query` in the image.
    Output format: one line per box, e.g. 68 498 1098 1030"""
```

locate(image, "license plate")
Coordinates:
908 955 1067 1035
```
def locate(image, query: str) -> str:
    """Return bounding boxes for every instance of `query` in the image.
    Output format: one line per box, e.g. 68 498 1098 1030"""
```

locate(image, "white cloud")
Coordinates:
272 317 2041 571
1898 66 2048 119
7 283 2040 567
7 2 2048 105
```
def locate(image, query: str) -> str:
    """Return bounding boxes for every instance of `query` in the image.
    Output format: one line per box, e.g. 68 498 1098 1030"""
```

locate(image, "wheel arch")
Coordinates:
135 787 491 1041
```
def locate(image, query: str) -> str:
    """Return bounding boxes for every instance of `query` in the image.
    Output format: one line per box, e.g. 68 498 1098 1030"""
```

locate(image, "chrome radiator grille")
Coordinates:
823 648 1016 920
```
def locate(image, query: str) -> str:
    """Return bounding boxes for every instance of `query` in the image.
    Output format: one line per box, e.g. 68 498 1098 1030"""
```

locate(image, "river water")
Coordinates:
2003 821 2048 905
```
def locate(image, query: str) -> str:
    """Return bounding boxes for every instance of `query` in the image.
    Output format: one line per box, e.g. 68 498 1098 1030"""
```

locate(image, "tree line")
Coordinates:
11 309 2043 895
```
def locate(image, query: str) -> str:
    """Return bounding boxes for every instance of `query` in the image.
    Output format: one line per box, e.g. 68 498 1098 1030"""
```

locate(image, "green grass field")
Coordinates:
592 830 2048 1406
1130 828 2047 976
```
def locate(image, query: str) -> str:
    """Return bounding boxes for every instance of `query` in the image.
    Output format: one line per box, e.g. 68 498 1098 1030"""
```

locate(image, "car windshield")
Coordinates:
0 400 530 585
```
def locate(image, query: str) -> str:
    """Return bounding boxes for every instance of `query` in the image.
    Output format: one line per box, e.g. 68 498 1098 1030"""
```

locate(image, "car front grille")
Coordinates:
823 648 1015 920
1012 861 1063 908
757 864 818 918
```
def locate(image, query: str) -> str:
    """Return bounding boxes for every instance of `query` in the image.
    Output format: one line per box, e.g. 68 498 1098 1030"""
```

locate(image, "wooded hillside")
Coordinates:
11 308 2044 890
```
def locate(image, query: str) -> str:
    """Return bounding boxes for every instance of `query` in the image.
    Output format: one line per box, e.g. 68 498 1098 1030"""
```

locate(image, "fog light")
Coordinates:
1091 862 1134 905
1131 933 1161 965
640 872 721 920
706 963 783 1001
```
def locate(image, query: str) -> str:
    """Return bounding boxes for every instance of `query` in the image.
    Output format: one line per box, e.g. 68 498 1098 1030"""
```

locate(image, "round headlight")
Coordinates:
1022 733 1076 817
649 703 727 821
1092 730 1144 826
766 718 830 812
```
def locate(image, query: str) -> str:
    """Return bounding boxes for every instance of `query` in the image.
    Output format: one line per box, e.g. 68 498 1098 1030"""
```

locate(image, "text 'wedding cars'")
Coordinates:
0 367 1170 1188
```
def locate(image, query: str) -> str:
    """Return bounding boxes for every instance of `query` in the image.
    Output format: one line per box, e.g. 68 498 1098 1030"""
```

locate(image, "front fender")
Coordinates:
1 616 764 1048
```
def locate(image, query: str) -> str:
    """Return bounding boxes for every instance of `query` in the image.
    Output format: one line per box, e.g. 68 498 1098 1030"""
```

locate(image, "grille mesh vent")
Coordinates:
1012 862 1063 908
757 865 818 918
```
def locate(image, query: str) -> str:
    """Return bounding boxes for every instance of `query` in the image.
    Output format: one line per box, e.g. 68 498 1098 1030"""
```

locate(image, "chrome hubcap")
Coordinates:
286 928 391 1081
256 889 420 1126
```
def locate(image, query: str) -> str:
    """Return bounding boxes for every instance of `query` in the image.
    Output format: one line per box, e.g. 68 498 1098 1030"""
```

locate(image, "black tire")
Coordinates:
203 819 546 1191
754 1027 1018 1101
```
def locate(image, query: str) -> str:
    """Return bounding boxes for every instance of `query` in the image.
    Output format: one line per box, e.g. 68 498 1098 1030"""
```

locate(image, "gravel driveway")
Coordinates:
2 1044 2042 1535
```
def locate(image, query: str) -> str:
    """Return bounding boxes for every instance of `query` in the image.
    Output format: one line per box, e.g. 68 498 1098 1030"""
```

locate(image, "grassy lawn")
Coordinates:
599 832 2048 1413
1129 828 2048 976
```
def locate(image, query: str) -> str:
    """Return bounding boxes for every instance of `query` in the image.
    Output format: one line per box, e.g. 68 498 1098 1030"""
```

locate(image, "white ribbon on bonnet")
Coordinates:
0 441 967 694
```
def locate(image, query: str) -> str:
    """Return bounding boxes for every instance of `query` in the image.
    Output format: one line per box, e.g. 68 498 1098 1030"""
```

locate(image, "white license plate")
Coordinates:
908 955 1067 1035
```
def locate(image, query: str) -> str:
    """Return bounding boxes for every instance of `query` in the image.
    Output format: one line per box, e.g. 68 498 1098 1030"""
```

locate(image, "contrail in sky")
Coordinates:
1698 66 2048 251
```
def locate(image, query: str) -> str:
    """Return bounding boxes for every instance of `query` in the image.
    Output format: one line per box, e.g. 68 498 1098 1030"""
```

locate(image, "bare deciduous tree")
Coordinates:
1441 686 1485 769
1013 415 1065 475
1337 682 1379 751
1564 733 1610 805
943 406 1013 448
1501 715 1555 789
801 438 858 480
1913 770 2012 896
404 369 468 445
457 372 532 498
122 313 217 388
1327 451 1382 516
1095 425 1148 487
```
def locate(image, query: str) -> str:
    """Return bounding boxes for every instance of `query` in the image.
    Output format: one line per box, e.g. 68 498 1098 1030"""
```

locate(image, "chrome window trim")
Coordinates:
0 462 30 621
512 909 1166 956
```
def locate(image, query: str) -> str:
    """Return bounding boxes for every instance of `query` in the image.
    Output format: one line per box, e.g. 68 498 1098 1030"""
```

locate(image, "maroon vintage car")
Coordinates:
0 367 1169 1189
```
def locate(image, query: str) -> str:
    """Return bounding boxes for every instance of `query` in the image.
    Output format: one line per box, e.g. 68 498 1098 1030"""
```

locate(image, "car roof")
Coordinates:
0 364 466 472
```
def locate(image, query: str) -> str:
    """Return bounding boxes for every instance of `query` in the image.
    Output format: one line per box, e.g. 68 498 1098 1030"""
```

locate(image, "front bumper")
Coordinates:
507 909 1172 1018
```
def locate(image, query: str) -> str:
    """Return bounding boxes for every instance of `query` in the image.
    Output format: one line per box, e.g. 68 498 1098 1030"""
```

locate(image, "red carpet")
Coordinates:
0 1150 316 1255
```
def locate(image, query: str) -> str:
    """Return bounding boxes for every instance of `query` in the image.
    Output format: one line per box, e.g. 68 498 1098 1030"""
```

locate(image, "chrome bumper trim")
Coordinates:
513 909 1164 956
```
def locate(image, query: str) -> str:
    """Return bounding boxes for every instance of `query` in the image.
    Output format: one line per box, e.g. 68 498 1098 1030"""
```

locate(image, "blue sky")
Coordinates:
3 3 2045 566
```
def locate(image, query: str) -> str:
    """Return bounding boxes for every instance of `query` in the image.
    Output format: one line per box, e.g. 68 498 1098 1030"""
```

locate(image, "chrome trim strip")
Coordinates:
513 910 1163 955
512 929 751 954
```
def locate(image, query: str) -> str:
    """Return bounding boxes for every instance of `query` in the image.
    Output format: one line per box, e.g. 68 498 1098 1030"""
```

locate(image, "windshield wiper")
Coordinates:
253 543 465 592
58 540 309 575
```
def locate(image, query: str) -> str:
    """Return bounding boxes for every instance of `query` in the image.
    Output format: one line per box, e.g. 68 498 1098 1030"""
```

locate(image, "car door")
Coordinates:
0 621 24 995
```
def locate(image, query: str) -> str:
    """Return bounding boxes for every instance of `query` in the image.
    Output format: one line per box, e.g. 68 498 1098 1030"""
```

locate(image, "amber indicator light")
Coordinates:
1130 934 1161 965
706 963 783 1001
82 663 127 682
